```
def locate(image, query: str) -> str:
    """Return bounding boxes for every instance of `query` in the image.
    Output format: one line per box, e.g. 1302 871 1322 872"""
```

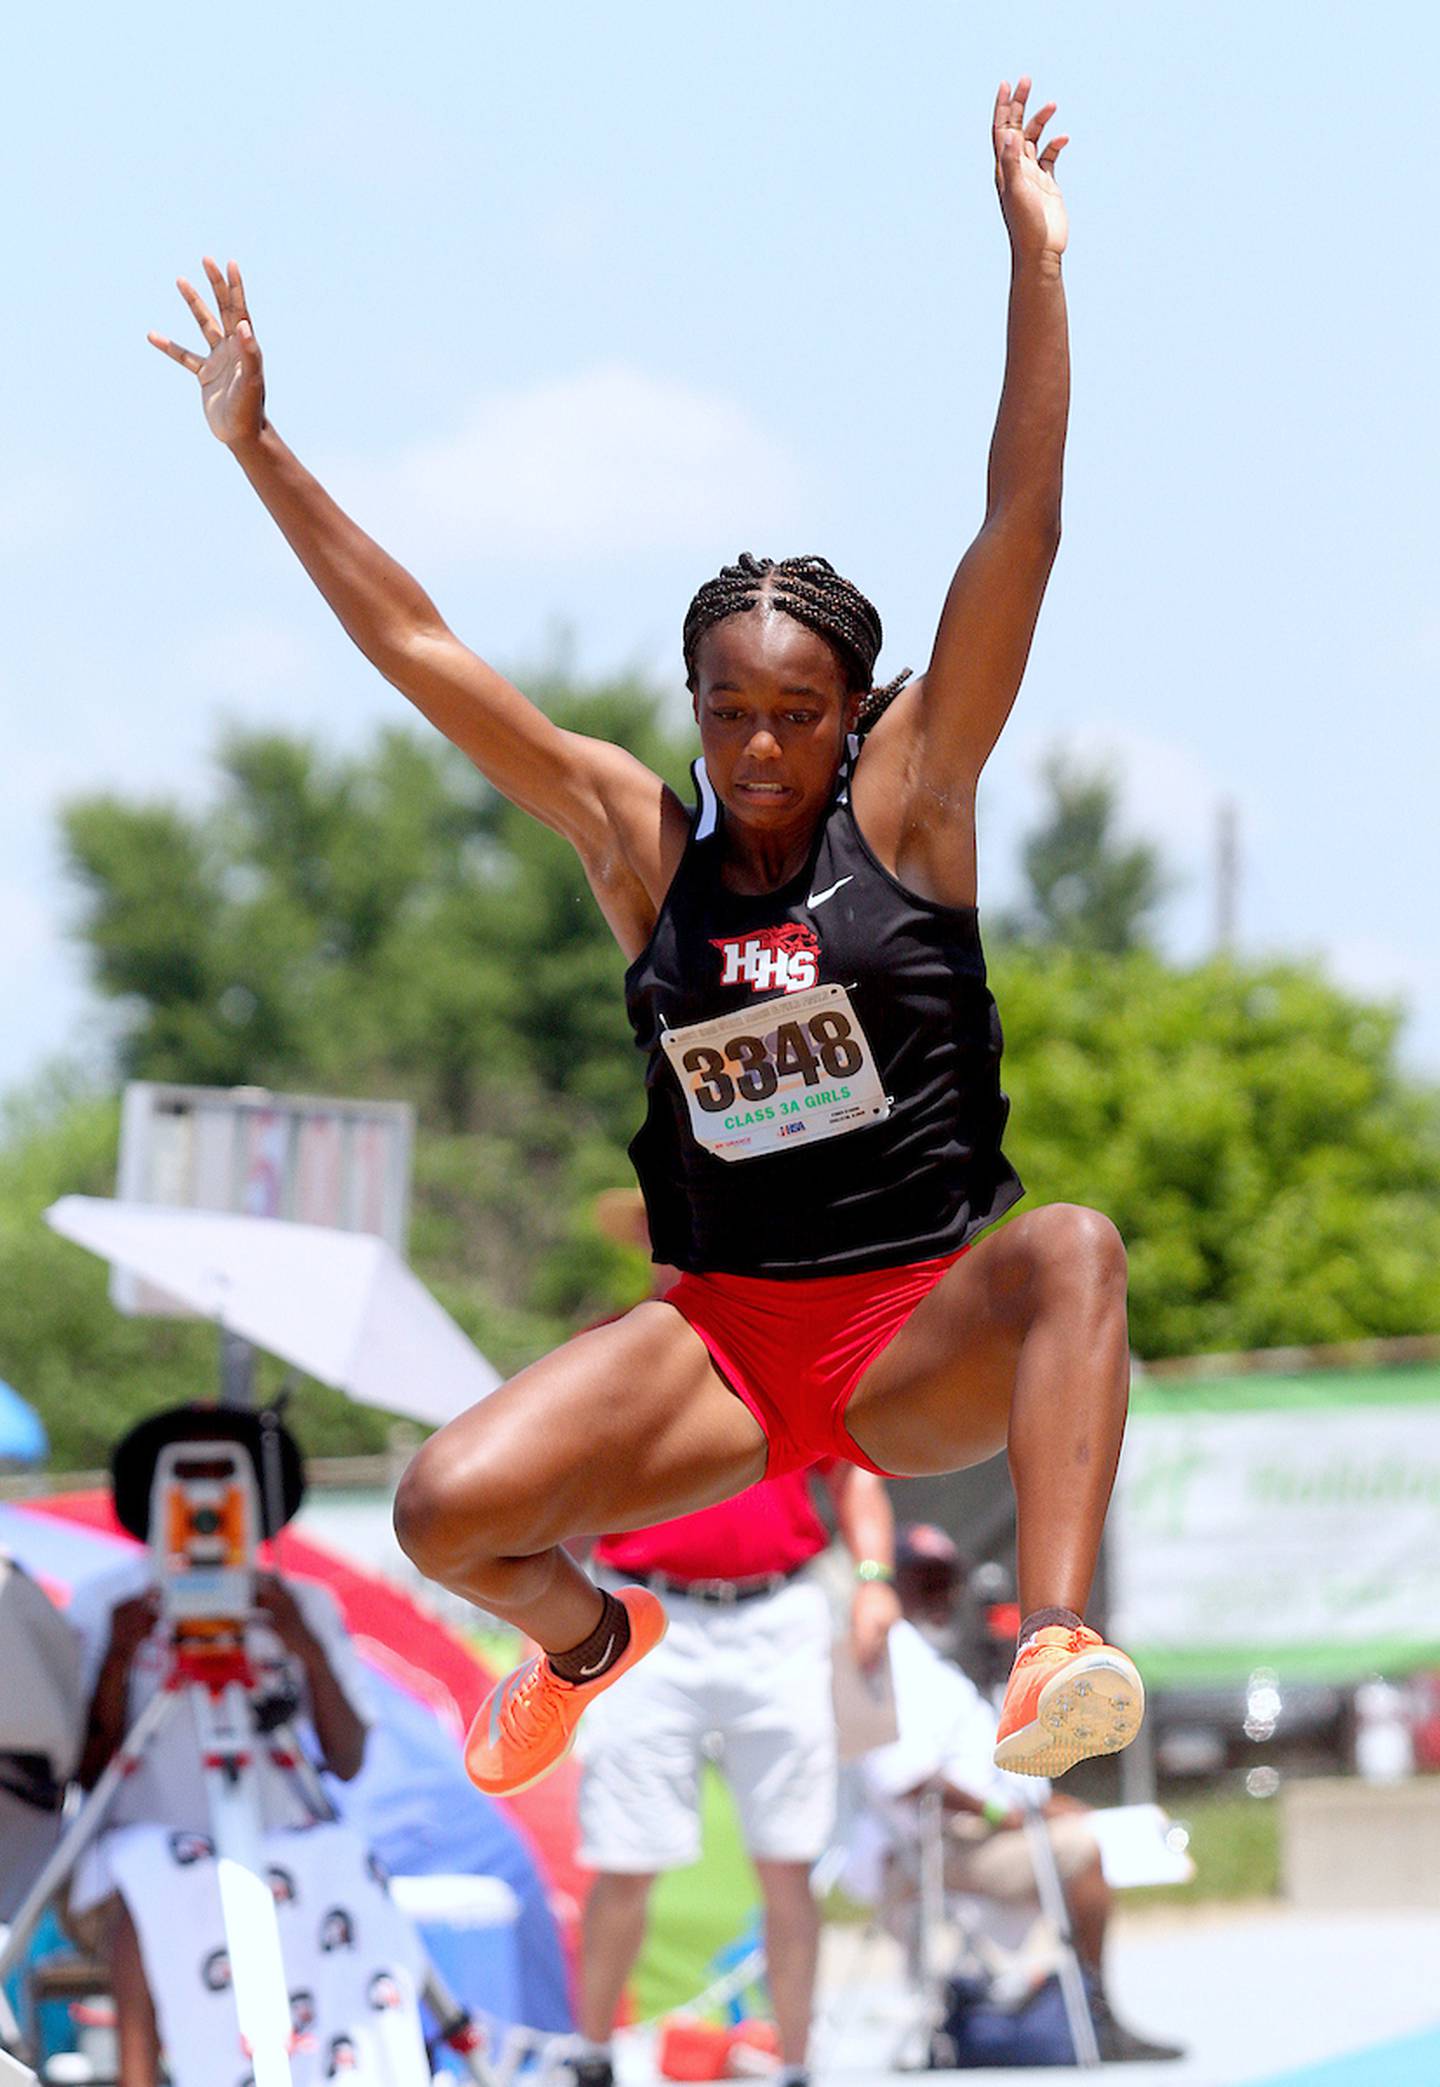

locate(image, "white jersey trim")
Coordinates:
693 758 719 841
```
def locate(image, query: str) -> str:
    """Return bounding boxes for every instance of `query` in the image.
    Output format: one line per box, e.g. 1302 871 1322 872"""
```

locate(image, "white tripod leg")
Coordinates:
190 1681 294 2087
1018 1790 1101 2069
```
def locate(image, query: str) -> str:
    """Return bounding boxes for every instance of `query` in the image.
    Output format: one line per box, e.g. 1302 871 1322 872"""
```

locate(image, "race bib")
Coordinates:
661 981 890 1163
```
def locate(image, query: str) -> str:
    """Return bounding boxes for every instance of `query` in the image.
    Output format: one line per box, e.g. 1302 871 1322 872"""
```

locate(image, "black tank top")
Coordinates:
624 752 1023 1278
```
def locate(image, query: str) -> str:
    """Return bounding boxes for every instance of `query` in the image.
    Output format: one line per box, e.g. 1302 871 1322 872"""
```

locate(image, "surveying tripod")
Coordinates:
0 1629 501 2086
0 1429 499 2086
0 1629 502 2085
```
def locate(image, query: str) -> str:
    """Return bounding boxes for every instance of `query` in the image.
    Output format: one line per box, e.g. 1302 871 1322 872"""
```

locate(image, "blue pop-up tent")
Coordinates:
0 1380 47 1464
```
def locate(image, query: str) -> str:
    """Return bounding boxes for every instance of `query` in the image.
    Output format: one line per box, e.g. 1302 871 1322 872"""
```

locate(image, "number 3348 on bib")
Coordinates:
661 982 890 1163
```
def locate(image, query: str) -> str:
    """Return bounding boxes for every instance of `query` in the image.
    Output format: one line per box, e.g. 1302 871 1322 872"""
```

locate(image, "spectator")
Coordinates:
68 1404 427 2087
846 1524 1183 2066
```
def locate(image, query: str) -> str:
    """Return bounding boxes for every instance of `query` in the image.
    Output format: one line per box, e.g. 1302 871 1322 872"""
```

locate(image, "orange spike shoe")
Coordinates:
464 1586 667 1797
993 1624 1144 1778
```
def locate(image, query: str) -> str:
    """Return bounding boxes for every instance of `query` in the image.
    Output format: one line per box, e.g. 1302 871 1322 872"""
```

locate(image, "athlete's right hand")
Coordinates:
149 258 266 446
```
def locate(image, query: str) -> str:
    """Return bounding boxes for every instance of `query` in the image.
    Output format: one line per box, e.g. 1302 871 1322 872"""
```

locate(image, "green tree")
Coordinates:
1002 753 1173 954
26 673 696 1458
61 672 693 1138
0 1070 647 1470
994 950 1440 1357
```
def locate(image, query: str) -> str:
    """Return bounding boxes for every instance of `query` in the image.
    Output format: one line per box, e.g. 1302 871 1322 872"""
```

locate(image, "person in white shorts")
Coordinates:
573 1444 897 2087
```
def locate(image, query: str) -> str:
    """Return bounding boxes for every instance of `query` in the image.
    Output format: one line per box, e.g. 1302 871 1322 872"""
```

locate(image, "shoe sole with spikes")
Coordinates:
993 1647 1145 1778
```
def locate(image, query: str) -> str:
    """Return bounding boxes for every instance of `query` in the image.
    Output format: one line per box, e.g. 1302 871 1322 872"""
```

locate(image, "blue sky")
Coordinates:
5 1 1438 1095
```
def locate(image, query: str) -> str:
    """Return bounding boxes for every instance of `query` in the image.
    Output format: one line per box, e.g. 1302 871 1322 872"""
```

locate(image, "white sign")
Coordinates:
114 1082 414 1316
1110 1401 1440 1684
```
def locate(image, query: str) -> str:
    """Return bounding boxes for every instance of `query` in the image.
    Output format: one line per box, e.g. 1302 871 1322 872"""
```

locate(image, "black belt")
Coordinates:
631 1565 808 1606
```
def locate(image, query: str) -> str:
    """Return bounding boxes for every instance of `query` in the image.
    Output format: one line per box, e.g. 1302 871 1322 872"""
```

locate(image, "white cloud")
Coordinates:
0 471 81 554
331 366 802 564
181 619 319 702
0 879 52 962
1007 721 1230 859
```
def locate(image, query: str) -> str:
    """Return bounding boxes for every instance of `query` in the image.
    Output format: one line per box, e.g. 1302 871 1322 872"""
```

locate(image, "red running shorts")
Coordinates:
662 1248 968 1478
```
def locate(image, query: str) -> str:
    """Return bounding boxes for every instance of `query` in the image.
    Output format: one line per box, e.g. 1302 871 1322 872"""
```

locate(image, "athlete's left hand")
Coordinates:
993 77 1069 261
851 1577 901 1670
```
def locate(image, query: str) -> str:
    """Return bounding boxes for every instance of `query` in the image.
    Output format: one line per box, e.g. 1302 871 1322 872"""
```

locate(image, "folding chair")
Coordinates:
868 1787 1102 2071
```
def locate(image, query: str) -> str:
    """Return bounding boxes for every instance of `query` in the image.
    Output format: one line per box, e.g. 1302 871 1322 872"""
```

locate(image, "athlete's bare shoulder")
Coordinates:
848 677 979 910
566 735 693 960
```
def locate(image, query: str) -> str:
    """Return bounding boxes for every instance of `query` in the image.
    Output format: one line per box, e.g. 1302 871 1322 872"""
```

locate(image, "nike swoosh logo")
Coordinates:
577 1636 617 1679
807 876 854 909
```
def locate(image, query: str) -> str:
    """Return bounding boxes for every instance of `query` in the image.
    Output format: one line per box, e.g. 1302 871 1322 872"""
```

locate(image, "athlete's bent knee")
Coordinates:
392 1434 511 1583
392 1442 466 1580
1030 1202 1127 1300
393 1422 560 1588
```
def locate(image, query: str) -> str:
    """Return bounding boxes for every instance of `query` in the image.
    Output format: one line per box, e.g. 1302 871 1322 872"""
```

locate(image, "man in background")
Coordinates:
570 1192 900 2087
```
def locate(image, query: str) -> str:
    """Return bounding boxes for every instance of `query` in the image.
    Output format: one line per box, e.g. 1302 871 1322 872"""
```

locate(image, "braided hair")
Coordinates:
682 553 912 735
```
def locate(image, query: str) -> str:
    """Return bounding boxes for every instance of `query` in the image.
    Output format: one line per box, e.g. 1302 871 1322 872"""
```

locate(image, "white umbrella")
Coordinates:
44 1197 500 1427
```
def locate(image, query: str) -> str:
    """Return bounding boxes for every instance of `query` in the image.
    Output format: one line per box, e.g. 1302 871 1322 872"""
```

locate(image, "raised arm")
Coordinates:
927 79 1069 773
149 263 685 953
855 79 1069 902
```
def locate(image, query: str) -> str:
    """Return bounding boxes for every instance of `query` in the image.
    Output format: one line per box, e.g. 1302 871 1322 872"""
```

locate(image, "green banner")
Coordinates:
1112 1367 1440 1687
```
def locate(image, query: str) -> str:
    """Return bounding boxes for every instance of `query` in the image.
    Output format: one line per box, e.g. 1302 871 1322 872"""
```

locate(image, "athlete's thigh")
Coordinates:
407 1300 767 1553
842 1217 1053 1477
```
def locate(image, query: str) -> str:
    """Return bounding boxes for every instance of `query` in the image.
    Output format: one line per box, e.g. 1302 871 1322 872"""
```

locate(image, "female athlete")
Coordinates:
151 79 1143 1791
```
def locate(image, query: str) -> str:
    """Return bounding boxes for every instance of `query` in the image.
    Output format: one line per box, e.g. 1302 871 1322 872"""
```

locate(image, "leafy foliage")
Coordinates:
12 673 693 1466
60 671 693 1139
996 950 1440 1356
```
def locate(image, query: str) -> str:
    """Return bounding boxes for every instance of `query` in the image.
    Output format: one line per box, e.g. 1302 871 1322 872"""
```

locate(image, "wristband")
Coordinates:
981 1796 1010 1828
854 1559 895 1584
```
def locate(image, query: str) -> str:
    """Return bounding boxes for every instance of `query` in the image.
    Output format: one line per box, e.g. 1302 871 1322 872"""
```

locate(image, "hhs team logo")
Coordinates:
711 923 820 995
